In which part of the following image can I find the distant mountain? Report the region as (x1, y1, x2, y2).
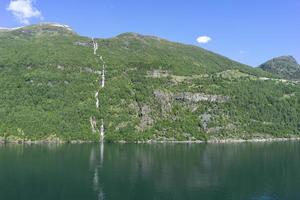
(259, 56, 300, 79)
(0, 23, 74, 35)
(1, 23, 300, 143)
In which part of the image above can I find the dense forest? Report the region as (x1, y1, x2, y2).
(0, 24, 300, 142)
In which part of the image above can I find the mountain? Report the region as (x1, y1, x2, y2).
(1, 23, 300, 143)
(259, 56, 300, 80)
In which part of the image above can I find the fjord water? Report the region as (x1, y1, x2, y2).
(0, 142, 300, 200)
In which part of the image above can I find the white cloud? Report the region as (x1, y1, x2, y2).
(239, 50, 248, 55)
(7, 0, 42, 25)
(196, 36, 211, 44)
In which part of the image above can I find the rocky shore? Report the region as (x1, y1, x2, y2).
(1, 135, 300, 145)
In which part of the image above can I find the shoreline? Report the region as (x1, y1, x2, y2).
(1, 137, 300, 145)
(131, 137, 300, 144)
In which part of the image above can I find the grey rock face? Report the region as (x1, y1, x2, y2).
(174, 92, 229, 103)
(200, 113, 211, 131)
(154, 90, 173, 116)
(74, 41, 93, 47)
(154, 90, 229, 117)
(138, 105, 154, 131)
(147, 70, 169, 78)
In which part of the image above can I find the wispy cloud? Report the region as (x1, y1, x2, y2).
(7, 0, 43, 25)
(196, 36, 211, 44)
(239, 50, 248, 55)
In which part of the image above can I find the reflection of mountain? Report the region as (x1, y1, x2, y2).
(98, 143, 300, 200)
(0, 144, 100, 200)
(1, 143, 300, 199)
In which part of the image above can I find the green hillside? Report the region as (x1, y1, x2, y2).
(1, 23, 300, 142)
(259, 56, 300, 80)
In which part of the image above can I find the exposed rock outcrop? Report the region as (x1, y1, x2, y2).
(57, 65, 64, 70)
(154, 90, 229, 116)
(206, 124, 236, 134)
(137, 105, 154, 131)
(82, 67, 102, 75)
(154, 90, 173, 116)
(200, 113, 211, 131)
(74, 41, 92, 47)
(174, 92, 229, 103)
(147, 70, 169, 78)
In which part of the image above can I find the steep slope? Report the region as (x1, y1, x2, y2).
(0, 24, 300, 142)
(0, 24, 99, 141)
(259, 56, 300, 79)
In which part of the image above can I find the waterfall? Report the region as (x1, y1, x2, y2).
(90, 38, 106, 141)
(92, 38, 98, 55)
(101, 65, 105, 88)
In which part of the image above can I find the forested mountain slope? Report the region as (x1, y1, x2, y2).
(259, 56, 300, 80)
(1, 23, 300, 142)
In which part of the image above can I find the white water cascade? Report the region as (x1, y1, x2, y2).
(92, 38, 98, 55)
(90, 38, 106, 142)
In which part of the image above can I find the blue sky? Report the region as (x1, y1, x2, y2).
(1, 0, 299, 66)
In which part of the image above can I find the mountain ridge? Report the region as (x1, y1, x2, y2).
(259, 55, 300, 79)
(0, 23, 300, 143)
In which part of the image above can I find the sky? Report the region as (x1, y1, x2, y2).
(0, 0, 299, 66)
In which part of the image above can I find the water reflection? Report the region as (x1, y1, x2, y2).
(94, 142, 300, 200)
(1, 142, 300, 200)
(251, 195, 277, 200)
(89, 142, 105, 200)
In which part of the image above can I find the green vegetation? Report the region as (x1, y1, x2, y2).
(0, 24, 299, 142)
(259, 56, 300, 80)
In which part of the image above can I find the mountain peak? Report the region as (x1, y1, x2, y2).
(23, 23, 74, 32)
(0, 26, 24, 32)
(115, 32, 163, 41)
(116, 32, 142, 37)
(271, 55, 298, 65)
(39, 23, 73, 31)
(259, 55, 300, 79)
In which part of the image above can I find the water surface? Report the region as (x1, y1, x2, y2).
(0, 142, 300, 200)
